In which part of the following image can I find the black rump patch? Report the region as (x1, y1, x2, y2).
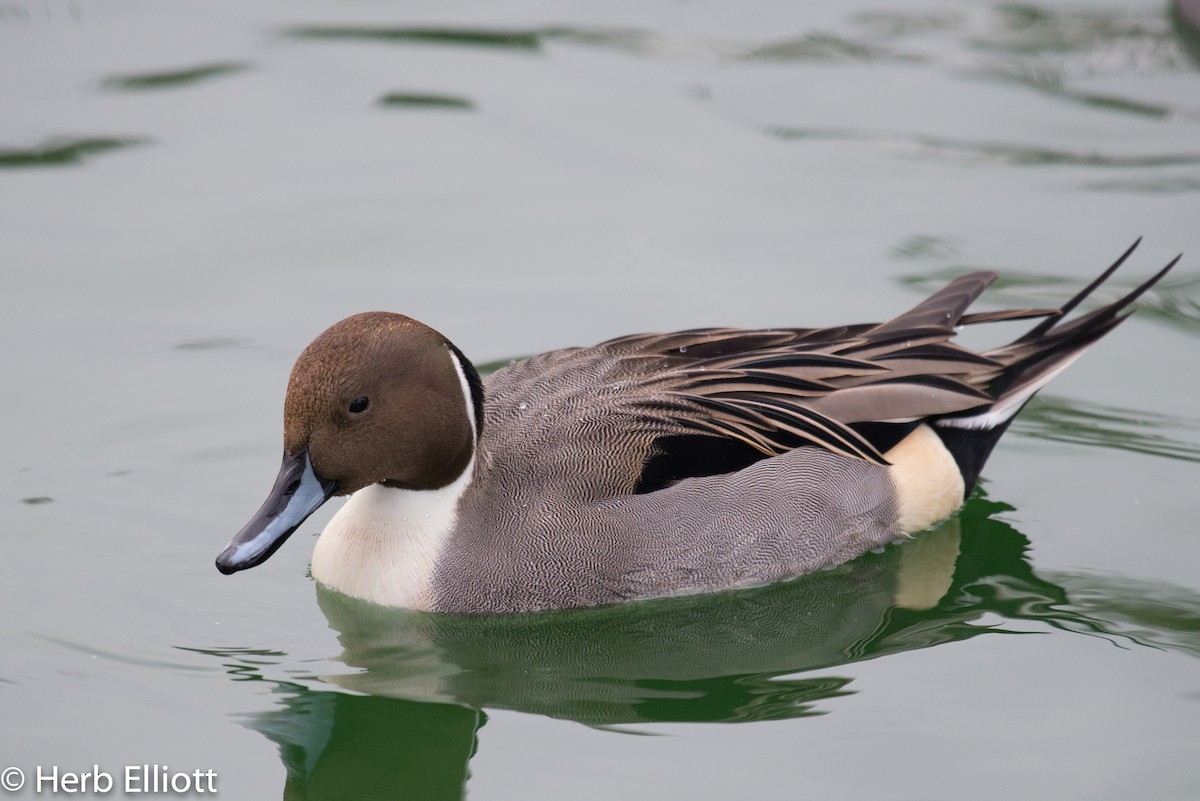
(635, 434, 769, 494)
(848, 421, 922, 455)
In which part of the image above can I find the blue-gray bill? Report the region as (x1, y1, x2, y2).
(215, 448, 337, 574)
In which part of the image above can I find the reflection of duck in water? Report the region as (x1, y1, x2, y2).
(307, 498, 1101, 726)
(215, 498, 1200, 800)
(314, 517, 971, 725)
(217, 502, 1200, 799)
(217, 245, 1178, 613)
(238, 513, 972, 800)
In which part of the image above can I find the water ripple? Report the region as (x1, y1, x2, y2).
(846, 3, 1198, 71)
(281, 23, 922, 65)
(1013, 395, 1200, 464)
(100, 62, 249, 91)
(376, 92, 474, 111)
(850, 10, 967, 38)
(171, 337, 251, 352)
(1049, 571, 1200, 660)
(977, 3, 1192, 70)
(0, 136, 149, 168)
(972, 62, 1180, 120)
(891, 235, 965, 262)
(850, 5, 1200, 122)
(734, 32, 920, 63)
(1083, 175, 1200, 194)
(278, 5, 1200, 85)
(766, 126, 1200, 169)
(283, 25, 545, 51)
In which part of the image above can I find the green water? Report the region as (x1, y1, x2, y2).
(3, 1, 1199, 799)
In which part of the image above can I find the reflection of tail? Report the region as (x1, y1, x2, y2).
(934, 240, 1181, 494)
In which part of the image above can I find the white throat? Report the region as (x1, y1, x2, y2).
(310, 463, 474, 610)
(310, 343, 480, 610)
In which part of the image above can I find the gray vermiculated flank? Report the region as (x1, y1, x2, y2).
(432, 343, 901, 613)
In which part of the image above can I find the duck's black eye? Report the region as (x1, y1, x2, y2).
(348, 396, 370, 414)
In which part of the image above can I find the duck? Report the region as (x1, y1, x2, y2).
(216, 242, 1178, 613)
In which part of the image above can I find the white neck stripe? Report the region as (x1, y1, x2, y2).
(446, 345, 479, 447)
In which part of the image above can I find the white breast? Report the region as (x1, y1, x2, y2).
(310, 463, 474, 610)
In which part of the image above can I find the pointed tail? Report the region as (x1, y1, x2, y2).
(933, 241, 1181, 494)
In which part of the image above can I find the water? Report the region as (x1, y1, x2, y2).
(3, 1, 1200, 798)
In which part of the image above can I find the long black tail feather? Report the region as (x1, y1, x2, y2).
(932, 241, 1180, 496)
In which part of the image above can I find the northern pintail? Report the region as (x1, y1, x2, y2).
(216, 242, 1178, 613)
